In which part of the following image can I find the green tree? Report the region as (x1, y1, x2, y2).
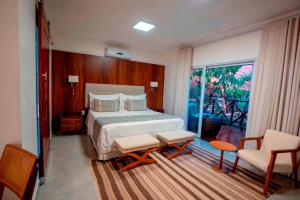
(205, 65, 251, 100)
(190, 65, 252, 113)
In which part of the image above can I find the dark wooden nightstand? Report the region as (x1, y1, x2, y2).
(153, 108, 164, 113)
(60, 112, 83, 133)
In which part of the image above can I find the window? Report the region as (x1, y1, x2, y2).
(187, 62, 254, 147)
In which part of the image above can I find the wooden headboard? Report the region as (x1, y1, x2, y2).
(85, 83, 144, 107)
(52, 50, 165, 126)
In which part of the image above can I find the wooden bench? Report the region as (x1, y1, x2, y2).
(157, 130, 196, 159)
(114, 135, 159, 171)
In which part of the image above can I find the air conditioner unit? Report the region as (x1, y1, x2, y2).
(105, 47, 132, 60)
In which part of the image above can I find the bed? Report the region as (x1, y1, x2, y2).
(85, 83, 184, 160)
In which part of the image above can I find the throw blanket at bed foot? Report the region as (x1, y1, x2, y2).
(96, 113, 177, 126)
(89, 144, 282, 200)
(92, 113, 178, 142)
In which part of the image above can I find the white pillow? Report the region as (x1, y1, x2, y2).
(119, 93, 146, 110)
(89, 93, 119, 108)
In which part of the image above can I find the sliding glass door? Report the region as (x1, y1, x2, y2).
(187, 62, 254, 147)
(187, 69, 203, 133)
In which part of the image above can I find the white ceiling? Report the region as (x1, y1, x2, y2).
(45, 0, 300, 51)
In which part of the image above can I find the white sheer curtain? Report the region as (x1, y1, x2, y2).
(172, 47, 193, 127)
(247, 16, 300, 138)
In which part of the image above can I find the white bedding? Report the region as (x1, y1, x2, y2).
(86, 109, 184, 160)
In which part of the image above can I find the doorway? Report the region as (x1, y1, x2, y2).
(36, 2, 50, 181)
(187, 61, 254, 157)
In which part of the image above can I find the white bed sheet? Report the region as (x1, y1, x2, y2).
(86, 109, 184, 160)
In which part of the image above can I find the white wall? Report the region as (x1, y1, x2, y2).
(193, 30, 262, 67)
(51, 31, 165, 65)
(19, 0, 38, 155)
(0, 1, 20, 199)
(0, 0, 38, 199)
(0, 0, 21, 155)
(18, 1, 39, 199)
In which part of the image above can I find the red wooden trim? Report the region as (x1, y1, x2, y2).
(37, 1, 50, 180)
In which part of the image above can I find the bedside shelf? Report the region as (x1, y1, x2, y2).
(60, 112, 83, 133)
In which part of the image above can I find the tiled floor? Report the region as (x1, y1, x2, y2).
(36, 135, 98, 200)
(36, 134, 300, 200)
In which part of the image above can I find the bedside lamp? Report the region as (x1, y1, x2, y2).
(150, 81, 158, 96)
(68, 75, 79, 96)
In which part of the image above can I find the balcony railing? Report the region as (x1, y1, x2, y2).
(203, 96, 249, 129)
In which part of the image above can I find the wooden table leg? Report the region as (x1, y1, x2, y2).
(220, 150, 224, 169)
(0, 184, 4, 200)
(212, 150, 228, 173)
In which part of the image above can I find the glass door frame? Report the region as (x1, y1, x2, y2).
(192, 59, 256, 139)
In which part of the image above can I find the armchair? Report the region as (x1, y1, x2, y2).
(232, 129, 300, 195)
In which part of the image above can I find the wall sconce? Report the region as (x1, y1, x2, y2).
(68, 75, 79, 96)
(150, 81, 158, 96)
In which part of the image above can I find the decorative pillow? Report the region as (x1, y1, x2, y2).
(119, 93, 146, 110)
(91, 99, 120, 112)
(125, 99, 147, 111)
(89, 93, 119, 108)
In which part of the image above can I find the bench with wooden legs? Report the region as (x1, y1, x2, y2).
(114, 135, 159, 171)
(157, 130, 196, 159)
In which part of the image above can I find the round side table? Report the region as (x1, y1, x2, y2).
(210, 140, 237, 173)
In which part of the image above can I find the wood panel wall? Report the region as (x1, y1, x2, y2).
(52, 50, 165, 128)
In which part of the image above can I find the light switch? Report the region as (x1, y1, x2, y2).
(24, 100, 28, 113)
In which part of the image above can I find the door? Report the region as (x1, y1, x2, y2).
(37, 2, 50, 180)
(188, 62, 254, 147)
(187, 68, 204, 134)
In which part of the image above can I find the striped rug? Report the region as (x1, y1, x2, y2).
(90, 144, 282, 200)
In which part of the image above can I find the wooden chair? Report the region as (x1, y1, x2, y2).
(232, 129, 300, 195)
(0, 145, 38, 200)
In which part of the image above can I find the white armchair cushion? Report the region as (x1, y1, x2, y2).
(260, 129, 300, 153)
(239, 149, 293, 172)
(239, 150, 269, 171)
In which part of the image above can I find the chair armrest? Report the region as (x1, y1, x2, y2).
(271, 146, 300, 154)
(239, 136, 264, 150)
(269, 146, 300, 174)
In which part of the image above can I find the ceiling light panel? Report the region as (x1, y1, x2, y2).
(133, 21, 155, 32)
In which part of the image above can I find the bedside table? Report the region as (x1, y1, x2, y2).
(60, 112, 83, 133)
(153, 108, 164, 113)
